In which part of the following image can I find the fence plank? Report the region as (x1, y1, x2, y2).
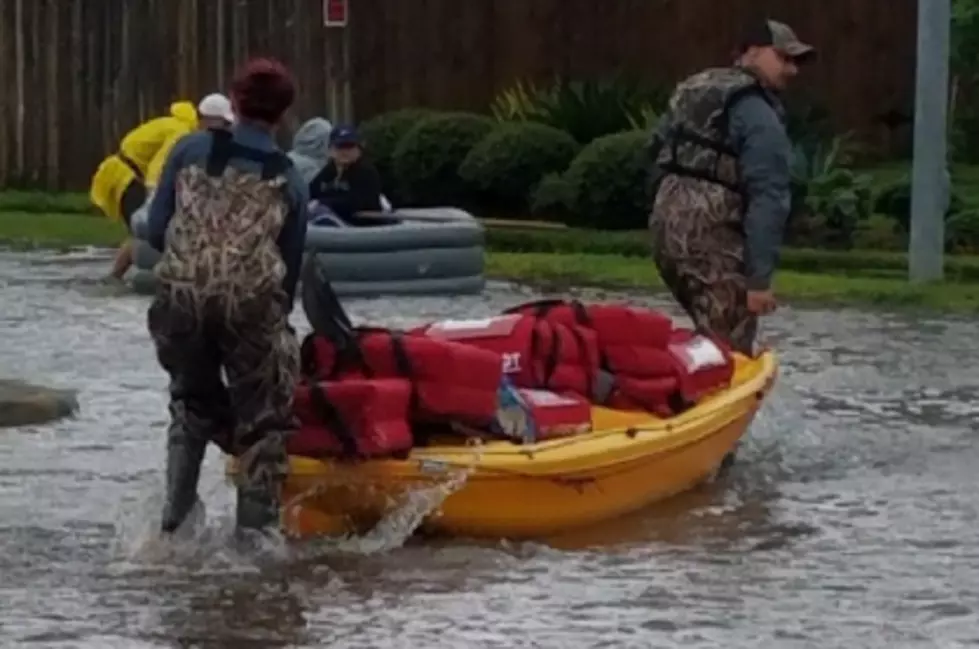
(0, 0, 917, 190)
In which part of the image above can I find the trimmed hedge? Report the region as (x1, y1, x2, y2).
(392, 112, 495, 206)
(947, 209, 979, 253)
(562, 130, 650, 230)
(531, 172, 575, 222)
(360, 108, 437, 203)
(459, 122, 579, 214)
(874, 174, 964, 231)
(484, 226, 979, 282)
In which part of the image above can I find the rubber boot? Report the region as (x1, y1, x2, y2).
(235, 478, 282, 534)
(234, 438, 285, 535)
(161, 433, 208, 534)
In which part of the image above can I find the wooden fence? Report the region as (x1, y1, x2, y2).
(0, 0, 916, 191)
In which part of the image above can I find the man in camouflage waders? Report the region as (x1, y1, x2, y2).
(144, 58, 309, 537)
(649, 20, 815, 355)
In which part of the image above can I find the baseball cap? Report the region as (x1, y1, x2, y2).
(197, 93, 236, 123)
(741, 19, 816, 62)
(329, 124, 361, 147)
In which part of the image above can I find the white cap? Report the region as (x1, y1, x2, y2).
(197, 93, 235, 123)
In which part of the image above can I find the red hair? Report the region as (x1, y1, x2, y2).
(230, 57, 296, 123)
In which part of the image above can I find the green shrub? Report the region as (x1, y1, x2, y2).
(874, 174, 964, 232)
(489, 77, 667, 144)
(852, 214, 907, 251)
(360, 108, 436, 202)
(946, 208, 979, 252)
(530, 173, 576, 222)
(950, 0, 979, 163)
(563, 130, 651, 230)
(459, 123, 579, 214)
(392, 112, 495, 207)
(789, 134, 873, 248)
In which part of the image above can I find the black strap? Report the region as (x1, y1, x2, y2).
(563, 299, 613, 376)
(329, 327, 419, 413)
(503, 298, 563, 317)
(306, 381, 360, 458)
(563, 322, 595, 401)
(534, 302, 554, 319)
(299, 334, 321, 377)
(667, 389, 693, 415)
(388, 332, 421, 414)
(504, 298, 592, 328)
(116, 152, 144, 181)
(526, 320, 560, 391)
(526, 321, 547, 388)
(591, 369, 617, 405)
(388, 332, 414, 377)
(326, 327, 373, 380)
(661, 126, 741, 193)
(300, 256, 362, 376)
(205, 129, 293, 180)
(569, 300, 591, 326)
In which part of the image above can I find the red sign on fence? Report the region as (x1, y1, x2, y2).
(324, 0, 348, 27)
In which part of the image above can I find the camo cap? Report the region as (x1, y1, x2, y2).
(741, 19, 816, 62)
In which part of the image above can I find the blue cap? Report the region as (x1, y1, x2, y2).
(329, 124, 361, 146)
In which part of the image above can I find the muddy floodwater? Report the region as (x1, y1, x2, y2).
(1, 248, 977, 648)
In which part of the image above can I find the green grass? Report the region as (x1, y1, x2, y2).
(486, 252, 979, 312)
(0, 211, 126, 249)
(485, 227, 979, 282)
(0, 191, 94, 215)
(1, 206, 978, 312)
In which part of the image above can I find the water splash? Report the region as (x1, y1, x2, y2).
(293, 442, 485, 558)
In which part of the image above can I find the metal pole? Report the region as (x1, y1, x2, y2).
(909, 0, 951, 282)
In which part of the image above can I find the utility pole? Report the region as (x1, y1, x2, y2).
(909, 0, 951, 282)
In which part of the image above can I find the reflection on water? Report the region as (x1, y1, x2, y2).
(1, 248, 978, 647)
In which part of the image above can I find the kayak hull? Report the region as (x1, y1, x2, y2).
(226, 351, 778, 540)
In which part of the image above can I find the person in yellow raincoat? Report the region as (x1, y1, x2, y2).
(145, 95, 235, 188)
(90, 101, 198, 281)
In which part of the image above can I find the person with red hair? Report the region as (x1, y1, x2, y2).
(144, 57, 309, 541)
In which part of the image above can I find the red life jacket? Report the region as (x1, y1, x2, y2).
(290, 379, 415, 459)
(502, 299, 734, 415)
(299, 328, 502, 426)
(417, 314, 602, 401)
(503, 298, 674, 349)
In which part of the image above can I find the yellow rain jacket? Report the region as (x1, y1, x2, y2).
(89, 101, 198, 222)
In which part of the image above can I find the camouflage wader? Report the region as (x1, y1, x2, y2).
(649, 67, 773, 356)
(649, 176, 757, 355)
(148, 129, 299, 535)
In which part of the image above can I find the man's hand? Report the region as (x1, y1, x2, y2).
(746, 289, 777, 315)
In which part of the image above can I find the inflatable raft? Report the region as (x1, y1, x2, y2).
(225, 304, 778, 540)
(128, 207, 485, 298)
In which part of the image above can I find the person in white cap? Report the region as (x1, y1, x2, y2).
(197, 93, 236, 130)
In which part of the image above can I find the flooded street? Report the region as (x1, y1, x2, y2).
(1, 248, 977, 648)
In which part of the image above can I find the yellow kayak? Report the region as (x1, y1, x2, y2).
(227, 350, 777, 540)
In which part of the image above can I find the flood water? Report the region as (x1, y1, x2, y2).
(1, 248, 977, 648)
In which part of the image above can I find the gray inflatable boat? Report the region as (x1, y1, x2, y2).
(128, 206, 486, 298)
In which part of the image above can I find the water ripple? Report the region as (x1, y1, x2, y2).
(1, 249, 977, 648)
